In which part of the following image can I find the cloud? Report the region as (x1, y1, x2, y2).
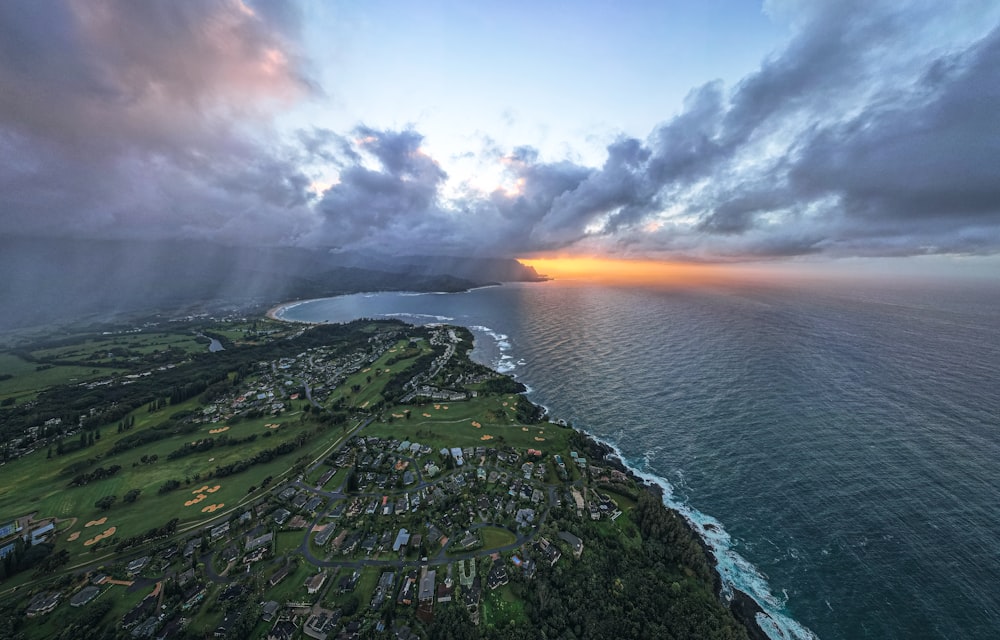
(312, 127, 447, 246)
(0, 0, 317, 244)
(1, 0, 998, 263)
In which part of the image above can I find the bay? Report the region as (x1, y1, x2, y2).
(277, 279, 1000, 639)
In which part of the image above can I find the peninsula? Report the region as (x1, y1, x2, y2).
(0, 314, 758, 640)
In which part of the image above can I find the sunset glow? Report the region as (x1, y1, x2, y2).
(518, 256, 733, 285)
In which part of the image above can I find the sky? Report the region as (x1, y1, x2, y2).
(2, 0, 1000, 279)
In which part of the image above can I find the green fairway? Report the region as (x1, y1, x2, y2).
(365, 394, 572, 453)
(326, 339, 432, 410)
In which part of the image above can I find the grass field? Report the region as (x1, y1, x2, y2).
(479, 526, 516, 549)
(28, 331, 208, 364)
(365, 394, 573, 453)
(481, 583, 528, 627)
(325, 339, 432, 410)
(0, 353, 118, 400)
(0, 389, 362, 565)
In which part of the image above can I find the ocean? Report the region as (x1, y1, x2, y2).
(277, 279, 1000, 639)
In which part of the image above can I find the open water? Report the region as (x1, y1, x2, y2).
(278, 279, 1000, 639)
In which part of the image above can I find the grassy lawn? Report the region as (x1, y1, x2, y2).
(353, 565, 382, 604)
(19, 582, 139, 640)
(479, 526, 516, 549)
(480, 583, 528, 627)
(262, 560, 316, 604)
(274, 530, 306, 556)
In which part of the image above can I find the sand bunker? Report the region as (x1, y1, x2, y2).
(521, 427, 529, 432)
(185, 494, 209, 507)
(534, 437, 546, 442)
(502, 402, 509, 407)
(422, 413, 432, 418)
(434, 404, 441, 410)
(201, 503, 224, 513)
(206, 485, 221, 493)
(480, 434, 495, 441)
(442, 405, 449, 410)
(392, 413, 405, 419)
(85, 516, 108, 528)
(209, 426, 230, 434)
(192, 485, 211, 494)
(67, 531, 80, 542)
(360, 401, 369, 408)
(266, 423, 281, 429)
(83, 526, 116, 546)
(362, 367, 371, 373)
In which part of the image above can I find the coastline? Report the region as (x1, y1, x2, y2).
(265, 300, 781, 640)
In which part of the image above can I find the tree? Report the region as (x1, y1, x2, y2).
(123, 489, 141, 503)
(95, 495, 117, 511)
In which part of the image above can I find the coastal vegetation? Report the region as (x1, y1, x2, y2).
(0, 314, 755, 639)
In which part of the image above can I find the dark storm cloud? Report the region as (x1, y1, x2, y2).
(0, 0, 317, 244)
(312, 128, 449, 247)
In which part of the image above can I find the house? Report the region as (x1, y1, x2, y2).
(269, 565, 290, 587)
(558, 530, 584, 559)
(392, 528, 410, 552)
(220, 545, 240, 563)
(371, 571, 395, 609)
(215, 614, 236, 637)
(219, 584, 244, 602)
(304, 610, 341, 640)
(261, 600, 280, 622)
(126, 556, 150, 576)
(361, 534, 378, 554)
(515, 508, 536, 528)
(27, 522, 56, 545)
(486, 560, 509, 590)
(314, 524, 337, 546)
(181, 585, 206, 611)
(245, 531, 273, 551)
(463, 576, 482, 624)
(26, 591, 60, 617)
(184, 537, 203, 558)
(273, 508, 291, 525)
(70, 586, 100, 607)
(338, 570, 360, 593)
(268, 620, 297, 640)
(417, 567, 436, 623)
(304, 571, 327, 595)
(418, 568, 436, 602)
(397, 571, 417, 606)
(536, 537, 562, 566)
(210, 521, 230, 541)
(436, 582, 454, 603)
